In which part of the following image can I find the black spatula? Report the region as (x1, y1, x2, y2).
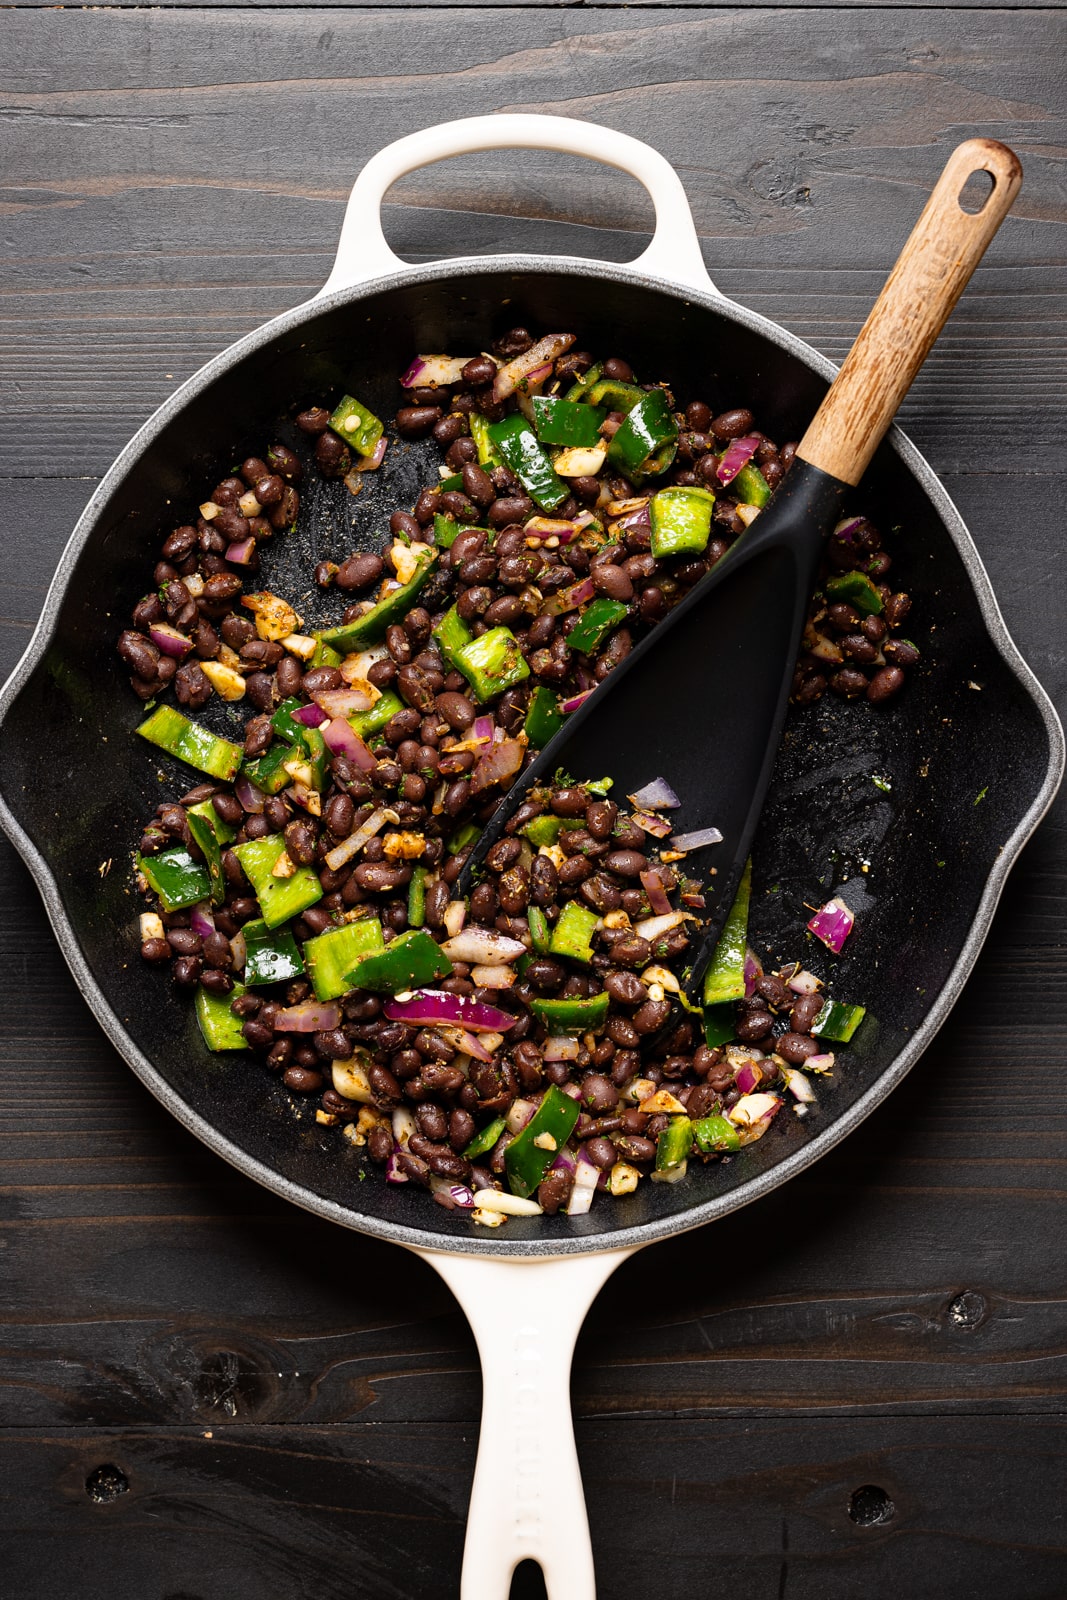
(460, 138, 1021, 1003)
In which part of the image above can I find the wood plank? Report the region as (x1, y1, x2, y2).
(1, 1418, 1065, 1599)
(0, 8, 1063, 474)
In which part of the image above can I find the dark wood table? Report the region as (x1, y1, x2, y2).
(2, 6, 1065, 1595)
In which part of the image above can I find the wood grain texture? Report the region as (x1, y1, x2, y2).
(1, 9, 1064, 475)
(1, 6, 1066, 1597)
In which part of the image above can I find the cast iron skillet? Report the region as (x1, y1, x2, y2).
(0, 118, 1062, 1596)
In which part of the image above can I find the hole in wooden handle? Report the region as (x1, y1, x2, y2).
(958, 168, 996, 215)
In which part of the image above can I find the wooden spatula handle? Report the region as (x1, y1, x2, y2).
(797, 138, 1021, 487)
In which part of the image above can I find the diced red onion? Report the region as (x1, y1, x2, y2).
(470, 965, 517, 990)
(807, 897, 855, 953)
(322, 717, 376, 772)
(288, 781, 320, 815)
(391, 1107, 417, 1148)
(430, 1175, 475, 1209)
(312, 686, 376, 719)
(400, 354, 473, 389)
(234, 775, 266, 814)
(275, 1001, 342, 1032)
(628, 777, 681, 810)
(543, 575, 596, 616)
(491, 333, 575, 403)
(681, 892, 706, 909)
(225, 538, 257, 566)
(385, 1150, 408, 1185)
(189, 901, 215, 939)
(716, 434, 760, 486)
(561, 689, 594, 715)
(356, 436, 388, 471)
(506, 1097, 538, 1135)
(805, 1052, 836, 1075)
(525, 516, 582, 543)
(550, 1146, 578, 1177)
(619, 504, 652, 534)
(437, 1024, 495, 1063)
(149, 624, 194, 659)
(833, 516, 867, 545)
(787, 967, 822, 996)
(631, 811, 672, 839)
(566, 1157, 600, 1216)
(544, 1035, 580, 1062)
(634, 910, 689, 941)
(471, 737, 523, 796)
(670, 825, 724, 852)
(734, 1060, 763, 1096)
(743, 946, 764, 999)
(783, 1066, 817, 1103)
(441, 928, 526, 966)
(639, 869, 672, 916)
(229, 929, 246, 972)
(383, 989, 516, 1033)
(291, 703, 327, 728)
(323, 804, 397, 871)
(473, 714, 494, 744)
(442, 899, 467, 938)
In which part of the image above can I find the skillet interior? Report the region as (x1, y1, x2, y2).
(0, 264, 1057, 1255)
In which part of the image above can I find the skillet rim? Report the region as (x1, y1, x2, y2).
(0, 254, 1062, 1258)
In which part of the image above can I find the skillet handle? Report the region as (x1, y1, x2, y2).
(798, 138, 1022, 486)
(412, 1244, 636, 1598)
(317, 114, 716, 299)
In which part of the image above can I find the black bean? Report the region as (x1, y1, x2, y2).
(867, 666, 905, 703)
(335, 552, 384, 591)
(777, 1032, 821, 1064)
(711, 408, 754, 440)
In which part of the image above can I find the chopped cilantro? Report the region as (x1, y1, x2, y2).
(974, 787, 988, 806)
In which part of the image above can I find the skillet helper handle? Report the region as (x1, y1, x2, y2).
(415, 1246, 635, 1598)
(318, 113, 716, 298)
(797, 138, 1022, 487)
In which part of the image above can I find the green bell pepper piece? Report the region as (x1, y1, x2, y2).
(195, 982, 248, 1051)
(186, 809, 225, 907)
(650, 485, 716, 559)
(732, 462, 772, 508)
(549, 901, 599, 965)
(301, 725, 328, 791)
(463, 1115, 508, 1160)
(504, 1084, 581, 1198)
(139, 847, 211, 912)
(137, 705, 243, 782)
(315, 550, 438, 652)
(234, 834, 323, 929)
(703, 859, 751, 1006)
(583, 376, 643, 412)
(564, 362, 603, 402)
(346, 928, 453, 994)
(487, 415, 568, 511)
(186, 798, 236, 845)
(309, 639, 343, 671)
(812, 998, 867, 1043)
(702, 1004, 737, 1049)
(524, 685, 563, 749)
(455, 626, 530, 702)
(527, 904, 551, 954)
(348, 690, 403, 742)
(433, 512, 460, 549)
(438, 471, 464, 493)
(531, 395, 607, 447)
(469, 411, 501, 467)
(433, 605, 474, 670)
(328, 394, 384, 458)
(656, 1115, 694, 1172)
(825, 570, 884, 617)
(242, 919, 306, 987)
(606, 388, 678, 482)
(270, 697, 310, 746)
(530, 991, 610, 1034)
(448, 821, 480, 856)
(241, 740, 296, 796)
(407, 865, 427, 929)
(692, 1113, 741, 1154)
(304, 917, 385, 1001)
(520, 814, 582, 848)
(566, 598, 630, 656)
